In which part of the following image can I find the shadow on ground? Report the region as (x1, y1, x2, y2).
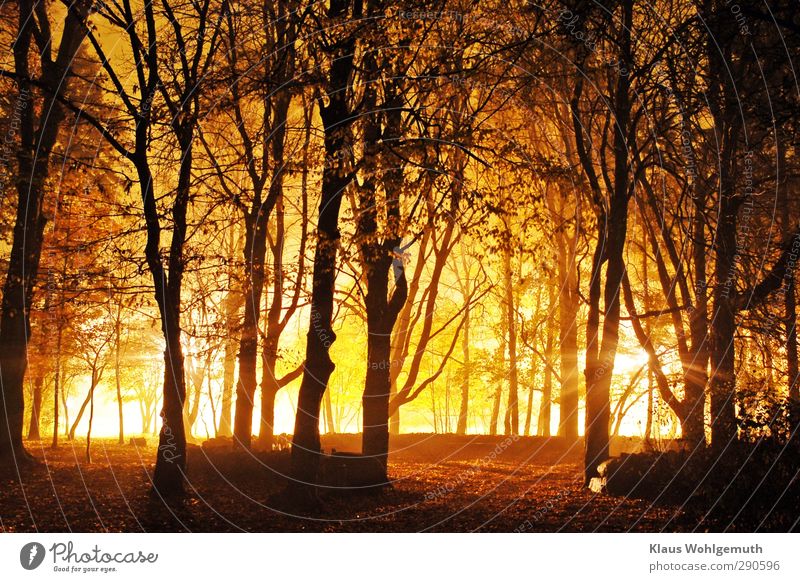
(0, 434, 712, 532)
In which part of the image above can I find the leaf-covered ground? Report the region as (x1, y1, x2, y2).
(0, 434, 698, 532)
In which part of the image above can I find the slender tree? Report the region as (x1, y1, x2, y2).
(0, 0, 91, 469)
(289, 0, 362, 496)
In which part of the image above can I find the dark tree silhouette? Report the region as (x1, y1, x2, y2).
(0, 0, 91, 469)
(289, 0, 362, 496)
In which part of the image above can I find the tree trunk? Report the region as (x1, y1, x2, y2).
(525, 383, 535, 437)
(257, 99, 308, 449)
(289, 179, 347, 490)
(0, 0, 90, 468)
(583, 243, 612, 482)
(388, 232, 431, 433)
(503, 246, 519, 435)
(539, 305, 554, 437)
(233, 205, 268, 448)
(704, 0, 743, 447)
(185, 354, 207, 440)
(69, 388, 93, 441)
(258, 346, 280, 450)
(69, 367, 103, 442)
(490, 313, 506, 436)
(324, 390, 335, 434)
(114, 316, 124, 444)
(52, 328, 62, 448)
(153, 306, 187, 495)
(86, 370, 98, 463)
(361, 248, 407, 465)
(785, 277, 799, 423)
(27, 374, 44, 440)
(489, 328, 506, 436)
(683, 183, 710, 445)
(456, 301, 470, 435)
(220, 287, 239, 437)
(582, 0, 632, 483)
(289, 2, 358, 494)
(709, 195, 738, 445)
(234, 101, 291, 448)
(778, 138, 799, 426)
(61, 371, 70, 439)
(555, 196, 580, 439)
(358, 70, 407, 476)
(147, 131, 190, 495)
(645, 370, 654, 441)
(257, 145, 292, 447)
(362, 322, 393, 472)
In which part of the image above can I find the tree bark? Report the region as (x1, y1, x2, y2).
(289, 0, 359, 496)
(359, 65, 407, 476)
(114, 315, 124, 444)
(140, 130, 188, 494)
(490, 316, 506, 436)
(503, 246, 519, 436)
(709, 183, 739, 444)
(256, 90, 298, 451)
(233, 200, 269, 448)
(704, 0, 743, 447)
(684, 183, 710, 444)
(538, 291, 555, 437)
(52, 324, 63, 448)
(581, 0, 633, 483)
(456, 299, 470, 435)
(554, 186, 580, 440)
(69, 368, 102, 441)
(0, 0, 90, 468)
(27, 374, 43, 440)
(219, 276, 240, 437)
(778, 138, 799, 426)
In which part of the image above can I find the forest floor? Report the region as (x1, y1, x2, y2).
(0, 434, 704, 532)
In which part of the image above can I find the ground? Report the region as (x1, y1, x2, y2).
(0, 434, 702, 532)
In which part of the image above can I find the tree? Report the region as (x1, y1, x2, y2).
(67, 0, 225, 494)
(203, 0, 300, 449)
(257, 103, 310, 450)
(289, 0, 363, 496)
(565, 1, 635, 482)
(0, 0, 92, 469)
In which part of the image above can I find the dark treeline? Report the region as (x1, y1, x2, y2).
(1, 0, 799, 501)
